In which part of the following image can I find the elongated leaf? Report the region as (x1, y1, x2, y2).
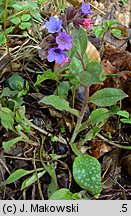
(120, 118, 131, 124)
(6, 168, 44, 184)
(21, 170, 46, 189)
(35, 70, 57, 86)
(73, 155, 102, 197)
(49, 188, 73, 200)
(72, 27, 87, 56)
(0, 107, 14, 130)
(2, 136, 23, 152)
(39, 95, 80, 117)
(88, 88, 128, 107)
(117, 110, 129, 119)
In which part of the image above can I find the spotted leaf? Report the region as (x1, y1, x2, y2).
(73, 155, 102, 197)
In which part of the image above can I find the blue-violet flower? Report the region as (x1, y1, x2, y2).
(56, 32, 73, 50)
(81, 2, 93, 15)
(47, 47, 67, 64)
(45, 16, 62, 33)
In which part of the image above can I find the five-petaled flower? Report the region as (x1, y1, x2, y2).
(56, 32, 73, 50)
(45, 16, 62, 33)
(82, 18, 92, 28)
(81, 2, 93, 15)
(47, 47, 67, 64)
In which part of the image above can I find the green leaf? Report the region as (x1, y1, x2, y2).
(57, 81, 70, 98)
(117, 110, 129, 119)
(73, 155, 102, 197)
(19, 22, 31, 30)
(72, 27, 87, 56)
(6, 26, 14, 34)
(0, 27, 14, 45)
(49, 188, 73, 200)
(39, 95, 80, 117)
(0, 107, 14, 130)
(78, 61, 102, 86)
(12, 2, 23, 10)
(2, 136, 23, 152)
(0, 87, 11, 98)
(110, 29, 121, 37)
(6, 168, 43, 184)
(30, 9, 43, 22)
(94, 27, 104, 38)
(21, 14, 31, 22)
(87, 108, 110, 126)
(47, 179, 58, 198)
(21, 170, 46, 189)
(11, 17, 21, 24)
(35, 70, 57, 86)
(8, 73, 24, 91)
(120, 118, 131, 124)
(103, 20, 118, 29)
(70, 56, 83, 72)
(88, 88, 128, 107)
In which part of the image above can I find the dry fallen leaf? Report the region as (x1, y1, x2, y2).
(86, 41, 101, 62)
(89, 140, 112, 159)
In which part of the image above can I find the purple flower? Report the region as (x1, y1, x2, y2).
(47, 47, 67, 64)
(45, 16, 62, 33)
(81, 2, 93, 15)
(56, 32, 72, 50)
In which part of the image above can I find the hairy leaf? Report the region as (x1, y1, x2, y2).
(73, 155, 102, 197)
(40, 95, 80, 117)
(88, 88, 128, 107)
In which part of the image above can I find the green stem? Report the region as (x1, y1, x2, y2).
(70, 86, 89, 145)
(70, 51, 89, 146)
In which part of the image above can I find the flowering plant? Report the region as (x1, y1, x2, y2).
(38, 1, 93, 64)
(36, 1, 127, 198)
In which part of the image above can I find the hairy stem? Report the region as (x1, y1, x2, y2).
(70, 51, 89, 145)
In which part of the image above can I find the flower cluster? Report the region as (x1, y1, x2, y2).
(39, 1, 93, 65)
(45, 16, 72, 64)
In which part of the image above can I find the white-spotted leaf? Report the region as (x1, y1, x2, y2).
(72, 27, 87, 56)
(73, 155, 102, 196)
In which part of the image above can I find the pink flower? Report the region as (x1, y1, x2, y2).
(82, 18, 92, 28)
(60, 57, 71, 67)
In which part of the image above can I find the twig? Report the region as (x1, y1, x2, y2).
(4, 0, 12, 72)
(90, 3, 106, 15)
(96, 133, 131, 150)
